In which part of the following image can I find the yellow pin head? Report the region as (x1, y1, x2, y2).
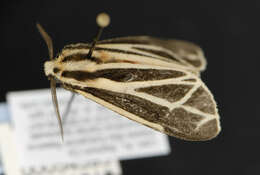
(96, 13, 110, 28)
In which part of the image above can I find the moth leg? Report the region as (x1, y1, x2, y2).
(62, 92, 75, 125)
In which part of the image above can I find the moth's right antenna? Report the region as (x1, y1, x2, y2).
(36, 23, 64, 142)
(87, 13, 110, 58)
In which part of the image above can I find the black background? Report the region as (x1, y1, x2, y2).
(0, 0, 259, 175)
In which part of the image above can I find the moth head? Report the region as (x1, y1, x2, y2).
(44, 60, 61, 78)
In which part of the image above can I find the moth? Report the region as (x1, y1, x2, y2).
(37, 13, 221, 141)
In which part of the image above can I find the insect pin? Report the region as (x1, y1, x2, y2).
(37, 13, 221, 141)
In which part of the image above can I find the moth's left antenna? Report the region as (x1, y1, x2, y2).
(87, 13, 110, 58)
(36, 23, 53, 60)
(36, 23, 64, 142)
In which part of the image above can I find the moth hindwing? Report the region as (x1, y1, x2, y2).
(41, 13, 221, 141)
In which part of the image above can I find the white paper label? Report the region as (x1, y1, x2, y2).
(0, 103, 9, 174)
(7, 89, 170, 170)
(0, 124, 122, 175)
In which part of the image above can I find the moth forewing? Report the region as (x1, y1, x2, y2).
(52, 57, 220, 141)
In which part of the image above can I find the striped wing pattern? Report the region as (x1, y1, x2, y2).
(59, 63, 220, 141)
(44, 36, 220, 141)
(98, 36, 207, 72)
(62, 36, 206, 75)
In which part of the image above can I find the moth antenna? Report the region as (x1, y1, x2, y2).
(51, 79, 64, 142)
(37, 23, 63, 141)
(36, 23, 54, 60)
(87, 12, 110, 58)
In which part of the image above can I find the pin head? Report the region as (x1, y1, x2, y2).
(96, 13, 110, 28)
(87, 13, 110, 58)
